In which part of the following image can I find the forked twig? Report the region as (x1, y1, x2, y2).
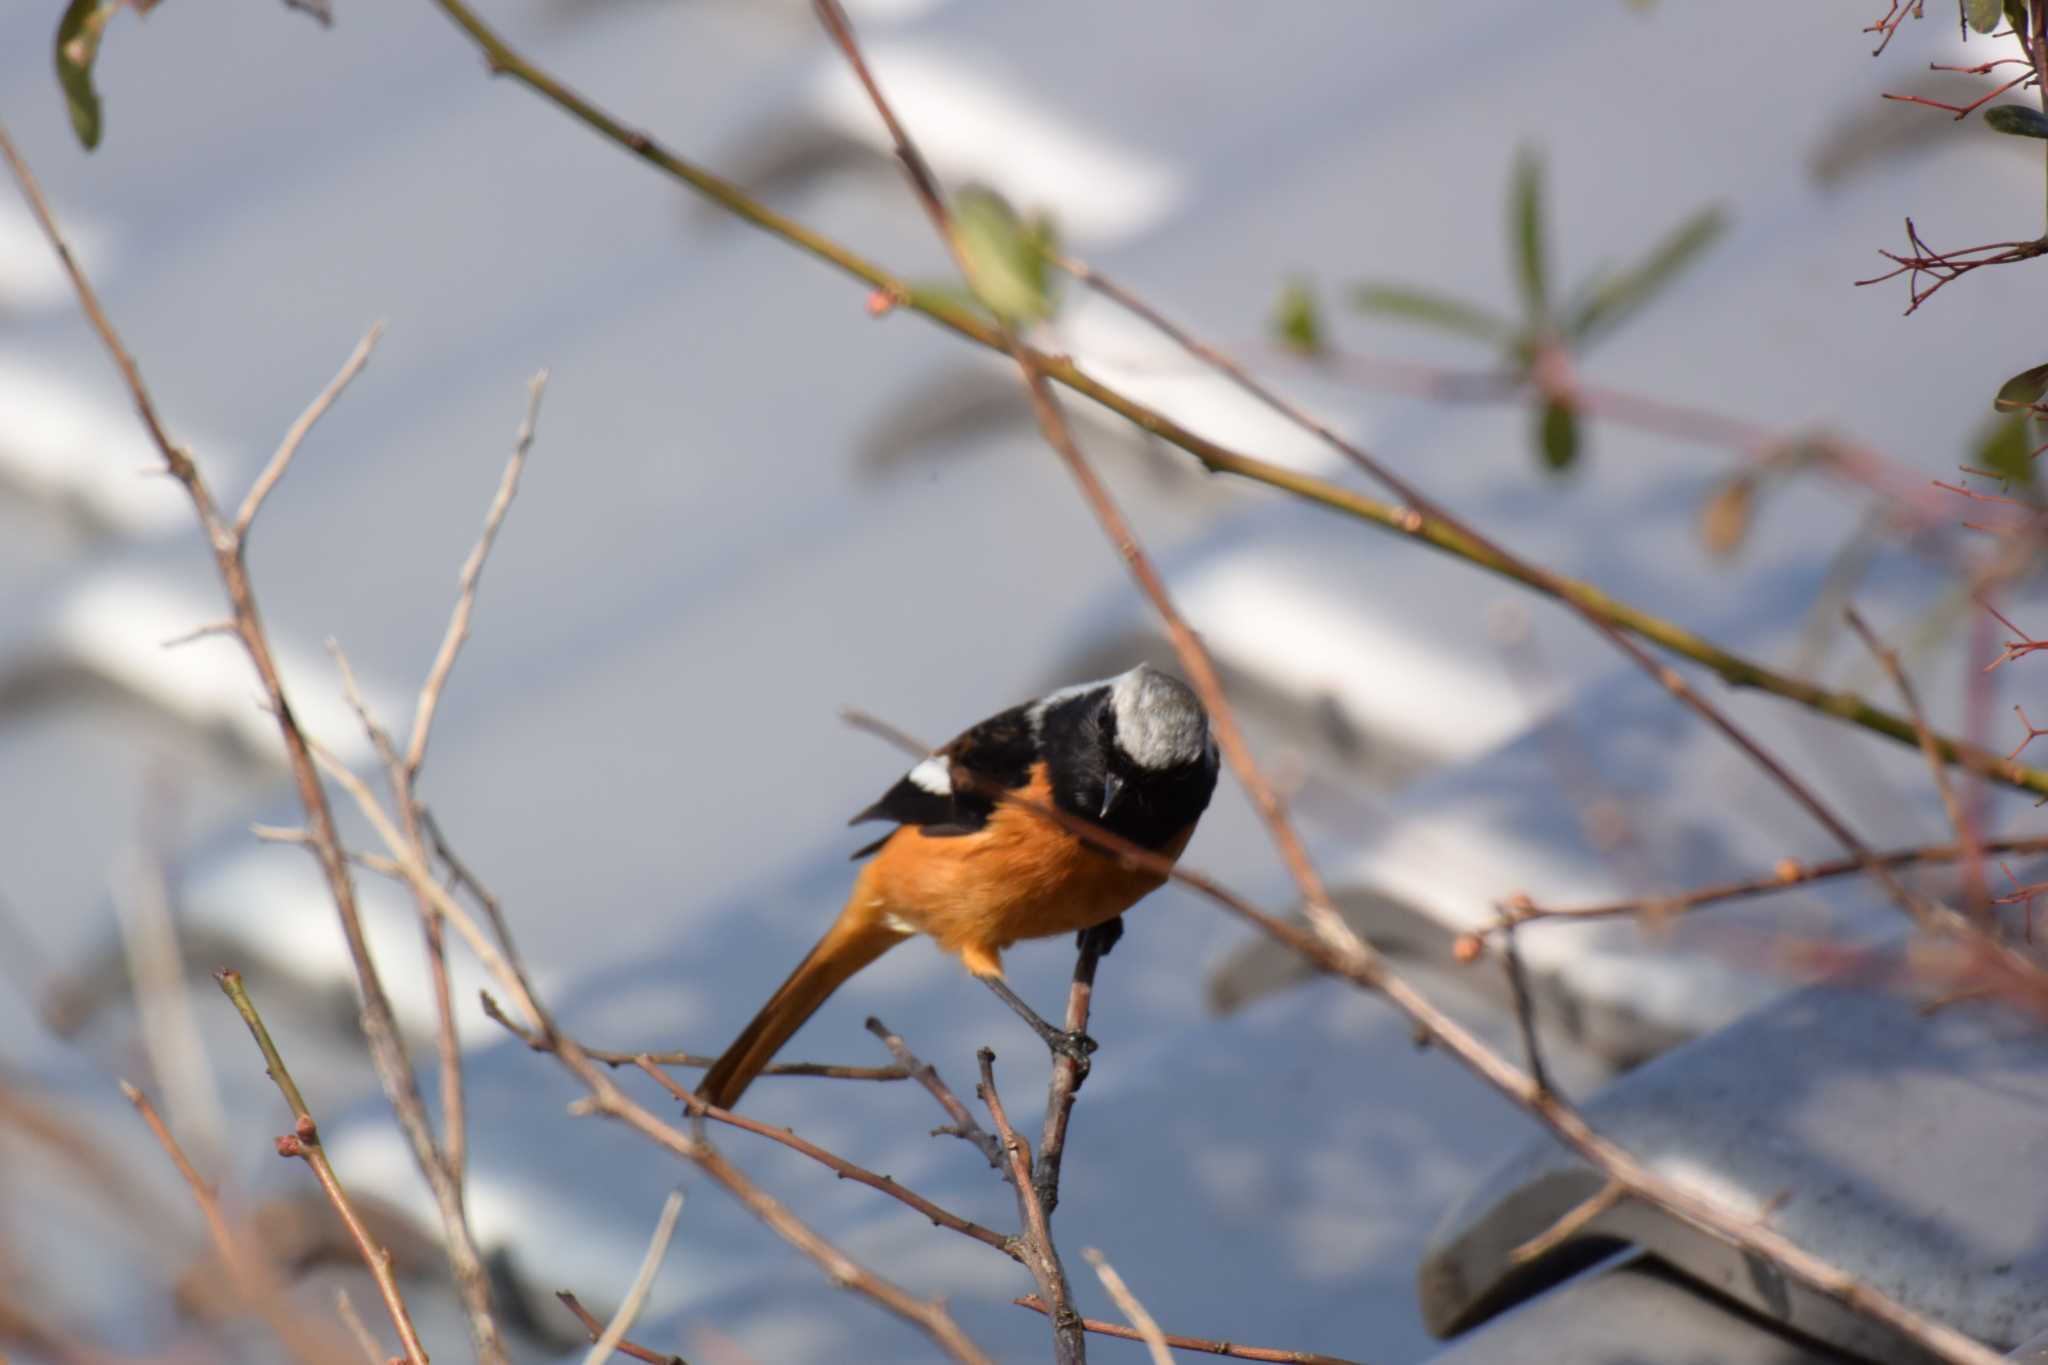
(216, 970, 430, 1365)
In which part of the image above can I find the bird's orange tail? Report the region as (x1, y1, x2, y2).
(697, 902, 908, 1110)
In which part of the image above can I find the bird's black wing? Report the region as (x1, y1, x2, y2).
(848, 703, 1039, 857)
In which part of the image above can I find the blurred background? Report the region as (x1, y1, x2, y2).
(4, 1, 2047, 1360)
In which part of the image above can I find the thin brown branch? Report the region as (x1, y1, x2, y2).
(405, 372, 546, 780)
(638, 1058, 1019, 1260)
(865, 1015, 1003, 1167)
(1056, 239, 2021, 997)
(216, 970, 430, 1365)
(1082, 1248, 1175, 1365)
(563, 1053, 996, 1365)
(580, 1188, 685, 1365)
(1497, 911, 1549, 1096)
(1509, 1178, 1625, 1265)
(0, 119, 508, 1365)
(555, 1291, 686, 1365)
(480, 990, 907, 1081)
(334, 1289, 386, 1365)
(1847, 608, 1987, 911)
(235, 323, 383, 539)
(977, 1049, 1083, 1365)
(847, 704, 2017, 1364)
(1036, 920, 1115, 1215)
(813, 0, 1375, 1019)
(1485, 835, 2048, 937)
(120, 1081, 345, 1365)
(423, 804, 537, 993)
(1015, 1297, 1368, 1365)
(470, 997, 997, 1359)
(424, 0, 2048, 810)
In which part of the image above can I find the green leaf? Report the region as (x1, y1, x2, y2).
(950, 184, 1058, 325)
(2006, 0, 2031, 42)
(1271, 276, 1324, 356)
(1965, 0, 2004, 32)
(1985, 105, 2048, 138)
(1566, 205, 1728, 344)
(1510, 147, 1549, 323)
(1995, 362, 2048, 412)
(56, 0, 121, 151)
(1537, 399, 1579, 473)
(1978, 409, 2035, 485)
(1348, 283, 1513, 343)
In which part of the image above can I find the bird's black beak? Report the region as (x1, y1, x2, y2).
(1099, 771, 1126, 819)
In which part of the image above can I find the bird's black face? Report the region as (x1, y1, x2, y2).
(1038, 665, 1219, 850)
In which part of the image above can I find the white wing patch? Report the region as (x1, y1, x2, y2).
(908, 755, 952, 795)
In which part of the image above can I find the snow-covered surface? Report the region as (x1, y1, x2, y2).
(2, 2, 2044, 1363)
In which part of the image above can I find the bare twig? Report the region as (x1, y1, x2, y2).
(405, 373, 545, 780)
(5, 112, 996, 1365)
(1051, 220, 2022, 994)
(866, 1016, 1003, 1168)
(1508, 1179, 1625, 1265)
(638, 1058, 1018, 1259)
(216, 970, 430, 1365)
(813, 0, 1368, 989)
(113, 778, 225, 1175)
(334, 1289, 385, 1365)
(1037, 921, 1116, 1214)
(556, 1291, 686, 1365)
(235, 323, 383, 539)
(581, 1189, 684, 1365)
(977, 1049, 1082, 1365)
(479, 992, 904, 1080)
(1496, 911, 1549, 1096)
(1483, 834, 2048, 937)
(566, 1062, 996, 1365)
(416, 0, 2048, 803)
(1847, 608, 1987, 911)
(1015, 1296, 1367, 1365)
(849, 709, 2018, 1365)
(1082, 1248, 1176, 1365)
(0, 121, 508, 1365)
(121, 1081, 343, 1365)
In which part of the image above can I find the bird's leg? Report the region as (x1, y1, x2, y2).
(1075, 914, 1123, 959)
(982, 975, 1097, 1073)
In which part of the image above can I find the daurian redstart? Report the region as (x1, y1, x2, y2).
(698, 664, 1219, 1109)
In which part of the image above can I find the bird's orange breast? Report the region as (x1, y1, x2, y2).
(851, 762, 1192, 977)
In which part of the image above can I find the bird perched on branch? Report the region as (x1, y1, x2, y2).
(698, 664, 1219, 1109)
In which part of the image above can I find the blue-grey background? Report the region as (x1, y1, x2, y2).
(2, 3, 2044, 1361)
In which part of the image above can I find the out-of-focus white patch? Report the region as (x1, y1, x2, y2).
(839, 0, 949, 19)
(1056, 300, 1340, 474)
(179, 845, 501, 1038)
(50, 570, 386, 766)
(907, 753, 951, 794)
(810, 47, 1182, 241)
(0, 356, 209, 532)
(0, 203, 110, 314)
(323, 1121, 698, 1325)
(1175, 558, 1532, 764)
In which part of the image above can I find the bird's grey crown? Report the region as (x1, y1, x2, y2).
(1109, 663, 1210, 770)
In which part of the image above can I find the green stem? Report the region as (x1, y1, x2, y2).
(217, 967, 315, 1120)
(426, 0, 2048, 799)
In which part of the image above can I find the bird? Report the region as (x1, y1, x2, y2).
(697, 664, 1219, 1110)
